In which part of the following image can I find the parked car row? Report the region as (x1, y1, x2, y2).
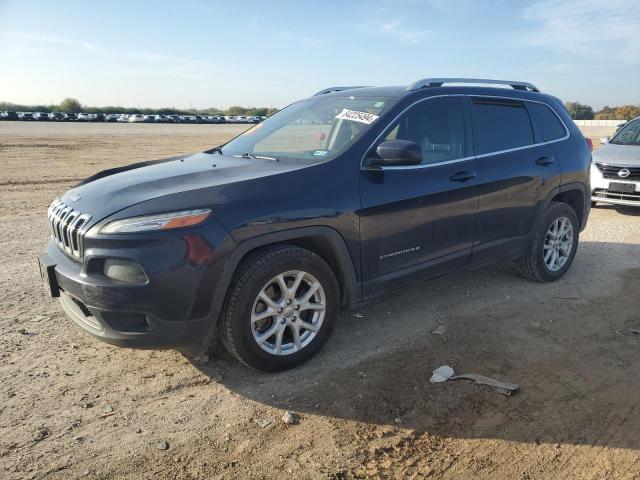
(0, 111, 266, 124)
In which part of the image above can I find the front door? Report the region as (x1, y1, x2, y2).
(358, 96, 482, 299)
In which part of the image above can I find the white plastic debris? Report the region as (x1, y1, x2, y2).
(429, 365, 454, 383)
(430, 365, 519, 396)
(281, 411, 295, 425)
(431, 325, 447, 335)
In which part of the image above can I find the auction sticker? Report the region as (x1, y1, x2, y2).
(335, 108, 379, 125)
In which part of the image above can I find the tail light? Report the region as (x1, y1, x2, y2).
(585, 138, 593, 152)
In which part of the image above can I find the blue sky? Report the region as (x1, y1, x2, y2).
(0, 0, 638, 109)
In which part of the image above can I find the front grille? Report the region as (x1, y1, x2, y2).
(595, 163, 640, 181)
(593, 188, 640, 204)
(47, 198, 91, 259)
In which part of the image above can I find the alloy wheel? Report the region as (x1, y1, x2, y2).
(543, 216, 574, 272)
(251, 270, 326, 355)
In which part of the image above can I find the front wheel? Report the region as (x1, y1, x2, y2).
(518, 202, 580, 282)
(218, 245, 339, 371)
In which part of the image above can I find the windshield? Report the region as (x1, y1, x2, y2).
(610, 118, 640, 145)
(219, 96, 396, 161)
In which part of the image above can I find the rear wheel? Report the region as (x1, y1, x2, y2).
(218, 245, 339, 371)
(518, 202, 579, 282)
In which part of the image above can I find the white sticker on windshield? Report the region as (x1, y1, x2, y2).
(313, 150, 328, 156)
(335, 108, 379, 125)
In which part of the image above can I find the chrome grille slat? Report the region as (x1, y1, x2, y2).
(55, 207, 70, 241)
(47, 198, 91, 259)
(69, 216, 85, 251)
(62, 211, 78, 248)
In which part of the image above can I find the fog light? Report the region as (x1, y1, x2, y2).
(103, 259, 148, 283)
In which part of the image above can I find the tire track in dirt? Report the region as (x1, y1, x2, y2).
(0, 178, 82, 187)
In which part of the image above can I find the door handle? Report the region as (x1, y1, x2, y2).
(535, 156, 555, 166)
(449, 171, 476, 182)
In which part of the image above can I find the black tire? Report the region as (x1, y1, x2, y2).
(591, 201, 597, 208)
(218, 245, 339, 371)
(518, 202, 580, 282)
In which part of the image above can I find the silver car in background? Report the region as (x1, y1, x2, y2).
(591, 116, 640, 207)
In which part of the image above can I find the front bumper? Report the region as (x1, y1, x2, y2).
(38, 221, 235, 353)
(591, 165, 640, 207)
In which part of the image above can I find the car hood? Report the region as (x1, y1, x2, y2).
(592, 143, 640, 166)
(60, 152, 308, 223)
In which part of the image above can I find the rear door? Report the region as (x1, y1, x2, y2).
(359, 96, 482, 298)
(469, 97, 562, 264)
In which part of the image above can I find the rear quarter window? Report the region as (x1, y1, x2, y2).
(527, 102, 567, 141)
(472, 100, 534, 155)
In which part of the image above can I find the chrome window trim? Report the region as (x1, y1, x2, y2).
(370, 155, 476, 170)
(360, 94, 571, 171)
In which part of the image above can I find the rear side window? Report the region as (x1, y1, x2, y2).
(527, 102, 566, 141)
(472, 100, 534, 154)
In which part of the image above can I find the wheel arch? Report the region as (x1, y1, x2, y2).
(545, 182, 590, 231)
(198, 226, 361, 351)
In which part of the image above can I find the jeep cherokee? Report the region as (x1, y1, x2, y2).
(39, 78, 591, 371)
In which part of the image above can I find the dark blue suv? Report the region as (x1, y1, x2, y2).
(39, 78, 591, 371)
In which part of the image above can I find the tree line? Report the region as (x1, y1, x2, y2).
(565, 101, 640, 121)
(0, 98, 279, 117)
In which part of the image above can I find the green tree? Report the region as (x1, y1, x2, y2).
(594, 106, 617, 120)
(57, 98, 83, 113)
(246, 107, 268, 117)
(227, 105, 248, 116)
(615, 105, 640, 121)
(565, 101, 594, 120)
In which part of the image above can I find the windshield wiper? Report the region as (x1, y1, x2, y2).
(205, 146, 224, 155)
(236, 152, 279, 162)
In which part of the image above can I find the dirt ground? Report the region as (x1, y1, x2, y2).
(1, 122, 639, 480)
(580, 125, 620, 148)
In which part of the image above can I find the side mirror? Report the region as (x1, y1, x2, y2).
(367, 140, 422, 167)
(600, 136, 610, 145)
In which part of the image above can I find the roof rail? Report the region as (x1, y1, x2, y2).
(407, 78, 540, 93)
(313, 86, 370, 96)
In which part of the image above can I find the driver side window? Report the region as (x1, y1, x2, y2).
(381, 97, 468, 164)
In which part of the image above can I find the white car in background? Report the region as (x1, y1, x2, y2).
(128, 114, 144, 123)
(591, 116, 640, 207)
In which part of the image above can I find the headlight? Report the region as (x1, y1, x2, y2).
(99, 208, 211, 234)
